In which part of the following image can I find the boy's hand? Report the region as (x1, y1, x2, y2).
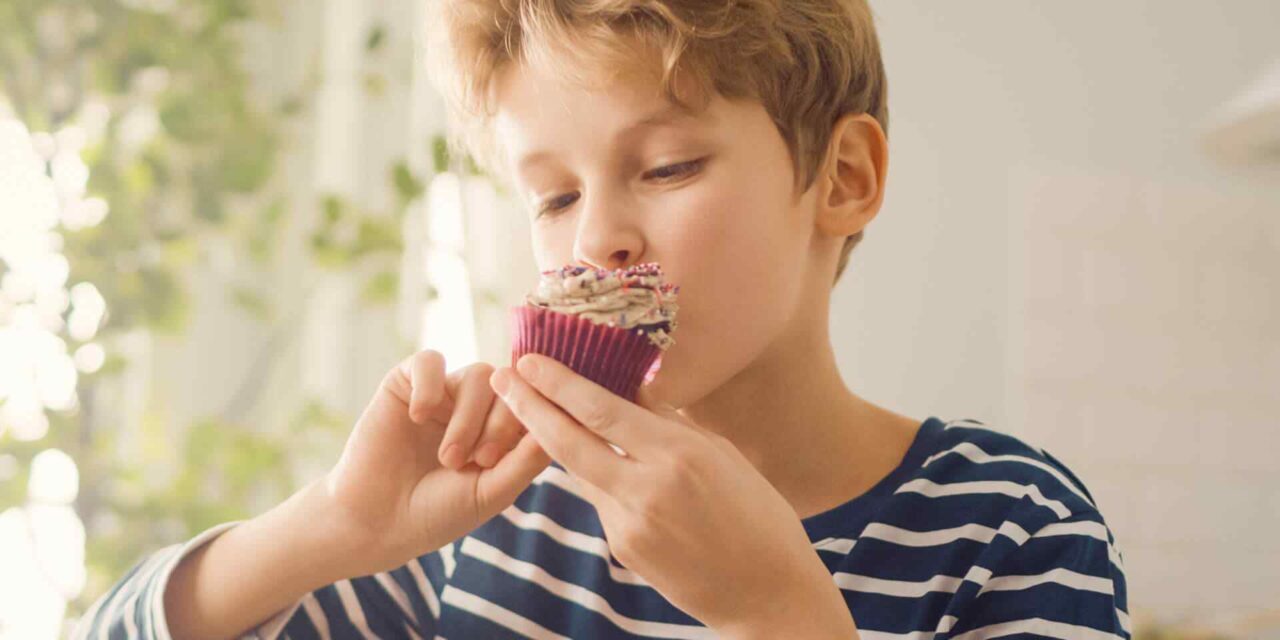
(492, 354, 857, 637)
(319, 350, 551, 577)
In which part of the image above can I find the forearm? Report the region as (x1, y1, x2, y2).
(163, 478, 353, 640)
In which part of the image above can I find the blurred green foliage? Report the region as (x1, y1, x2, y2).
(0, 0, 442, 622)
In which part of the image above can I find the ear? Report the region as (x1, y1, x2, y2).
(815, 112, 888, 238)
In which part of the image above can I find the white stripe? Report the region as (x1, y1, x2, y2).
(300, 593, 332, 637)
(812, 537, 857, 554)
(896, 478, 1072, 519)
(95, 550, 170, 640)
(405, 559, 442, 620)
(857, 630, 937, 640)
(832, 564, 992, 599)
(943, 419, 986, 429)
(832, 572, 963, 598)
(1033, 520, 1126, 573)
(373, 572, 424, 640)
(501, 503, 649, 586)
(936, 615, 958, 633)
(1118, 608, 1132, 633)
(980, 567, 1115, 597)
(334, 579, 375, 638)
(532, 465, 588, 498)
(441, 586, 572, 640)
(460, 537, 715, 639)
(440, 540, 456, 578)
(964, 565, 994, 587)
(950, 616, 1126, 640)
(922, 442, 1096, 508)
(860, 520, 1029, 548)
(862, 522, 997, 547)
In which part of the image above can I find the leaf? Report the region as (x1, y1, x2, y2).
(362, 72, 386, 98)
(365, 24, 386, 52)
(352, 216, 402, 257)
(392, 161, 424, 204)
(361, 270, 399, 305)
(228, 284, 273, 320)
(321, 194, 345, 226)
(216, 126, 276, 192)
(431, 134, 450, 174)
(309, 232, 351, 268)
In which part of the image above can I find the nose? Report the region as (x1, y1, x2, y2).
(572, 191, 645, 272)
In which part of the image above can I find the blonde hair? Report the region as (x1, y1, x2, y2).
(426, 0, 889, 284)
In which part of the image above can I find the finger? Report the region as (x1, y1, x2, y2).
(491, 366, 631, 496)
(473, 394, 527, 469)
(475, 431, 552, 517)
(438, 364, 496, 470)
(515, 353, 671, 460)
(407, 350, 448, 424)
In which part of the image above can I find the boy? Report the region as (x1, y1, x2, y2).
(77, 0, 1131, 638)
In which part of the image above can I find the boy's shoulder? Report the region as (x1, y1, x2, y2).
(902, 417, 1106, 529)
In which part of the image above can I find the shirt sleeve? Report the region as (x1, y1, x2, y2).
(71, 521, 447, 639)
(939, 511, 1132, 640)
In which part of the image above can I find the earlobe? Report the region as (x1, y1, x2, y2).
(816, 113, 888, 238)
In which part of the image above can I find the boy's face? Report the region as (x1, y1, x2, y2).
(493, 60, 830, 410)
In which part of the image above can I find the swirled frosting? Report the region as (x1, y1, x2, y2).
(525, 262, 679, 350)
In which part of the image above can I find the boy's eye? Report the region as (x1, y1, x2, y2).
(643, 158, 705, 182)
(533, 158, 706, 219)
(536, 192, 579, 218)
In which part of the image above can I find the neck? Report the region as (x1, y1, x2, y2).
(676, 282, 920, 520)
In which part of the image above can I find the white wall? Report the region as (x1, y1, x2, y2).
(844, 1, 1280, 630)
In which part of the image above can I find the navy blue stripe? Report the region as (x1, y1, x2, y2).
(950, 584, 1125, 635)
(467, 511, 700, 624)
(439, 594, 552, 640)
(308, 582, 369, 639)
(842, 590, 956, 636)
(389, 563, 439, 635)
(350, 575, 417, 639)
(281, 601, 322, 640)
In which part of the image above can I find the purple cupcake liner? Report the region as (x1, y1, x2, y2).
(510, 306, 663, 403)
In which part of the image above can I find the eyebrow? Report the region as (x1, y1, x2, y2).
(514, 104, 697, 175)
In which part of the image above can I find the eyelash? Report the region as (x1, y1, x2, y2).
(535, 157, 707, 218)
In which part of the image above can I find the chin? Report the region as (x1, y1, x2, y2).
(637, 342, 718, 411)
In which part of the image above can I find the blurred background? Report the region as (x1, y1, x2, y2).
(0, 0, 1277, 638)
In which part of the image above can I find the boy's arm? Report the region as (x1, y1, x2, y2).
(941, 510, 1132, 639)
(74, 478, 377, 640)
(162, 478, 356, 640)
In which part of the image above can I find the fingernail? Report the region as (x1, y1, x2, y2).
(492, 370, 511, 396)
(440, 443, 458, 468)
(517, 355, 539, 381)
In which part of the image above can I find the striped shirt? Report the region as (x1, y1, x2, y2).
(74, 416, 1131, 639)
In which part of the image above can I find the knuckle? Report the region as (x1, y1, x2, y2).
(631, 483, 665, 520)
(663, 445, 699, 479)
(579, 399, 614, 432)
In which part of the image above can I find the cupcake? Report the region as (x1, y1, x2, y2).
(510, 262, 679, 403)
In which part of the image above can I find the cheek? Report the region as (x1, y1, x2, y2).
(647, 170, 806, 406)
